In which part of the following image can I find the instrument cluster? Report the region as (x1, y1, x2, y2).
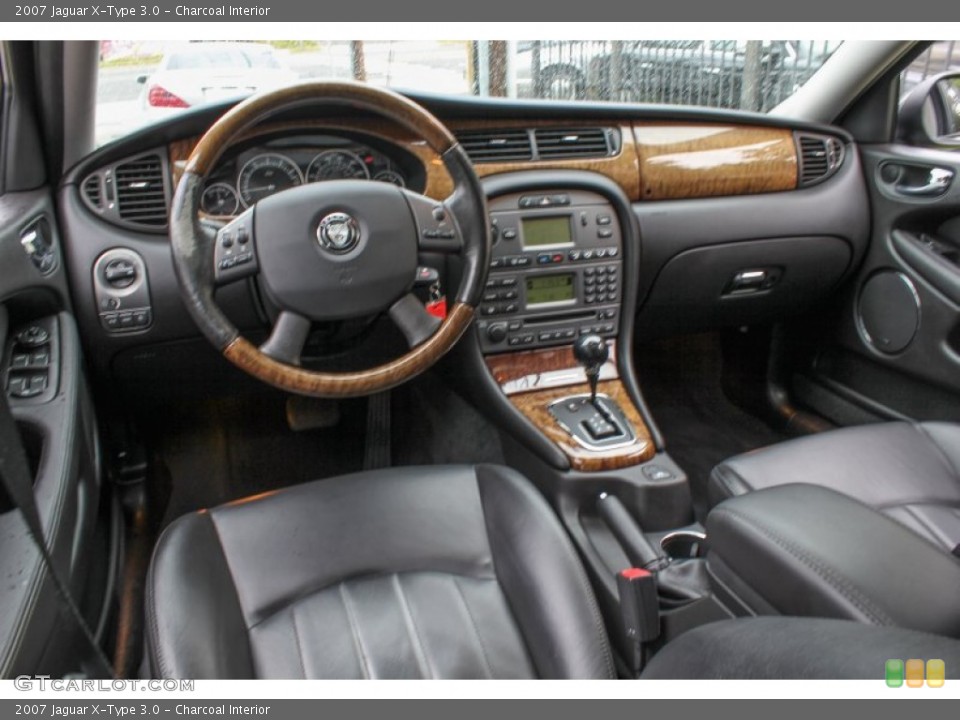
(200, 136, 411, 217)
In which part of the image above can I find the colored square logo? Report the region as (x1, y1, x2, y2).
(906, 659, 925, 688)
(885, 659, 904, 687)
(927, 659, 945, 688)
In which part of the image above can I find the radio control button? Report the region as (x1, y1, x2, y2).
(568, 250, 582, 261)
(481, 306, 499, 316)
(585, 294, 597, 304)
(508, 321, 522, 331)
(503, 303, 519, 314)
(483, 291, 498, 302)
(521, 334, 535, 344)
(561, 329, 576, 339)
(584, 267, 596, 276)
(585, 277, 596, 288)
(502, 229, 517, 241)
(597, 214, 612, 225)
(490, 258, 505, 268)
(503, 290, 518, 300)
(537, 254, 552, 265)
(516, 257, 531, 267)
(607, 247, 619, 257)
(582, 250, 594, 260)
(508, 336, 523, 347)
(487, 323, 508, 343)
(502, 277, 518, 286)
(596, 249, 607, 258)
(598, 228, 613, 239)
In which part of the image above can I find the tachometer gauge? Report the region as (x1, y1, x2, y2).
(373, 170, 406, 187)
(200, 183, 241, 216)
(237, 154, 303, 207)
(306, 150, 371, 182)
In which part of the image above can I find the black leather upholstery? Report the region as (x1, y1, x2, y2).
(642, 617, 960, 679)
(707, 485, 960, 636)
(145, 464, 614, 679)
(708, 422, 960, 552)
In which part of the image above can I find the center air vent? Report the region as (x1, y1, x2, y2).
(458, 129, 533, 163)
(534, 127, 614, 159)
(115, 154, 168, 227)
(797, 133, 845, 188)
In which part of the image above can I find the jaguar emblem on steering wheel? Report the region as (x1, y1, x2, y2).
(316, 212, 360, 254)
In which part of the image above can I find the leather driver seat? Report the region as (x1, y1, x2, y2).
(708, 421, 960, 553)
(145, 464, 614, 679)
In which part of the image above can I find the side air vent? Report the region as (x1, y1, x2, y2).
(797, 133, 845, 188)
(82, 174, 103, 210)
(534, 127, 614, 159)
(115, 154, 168, 227)
(457, 129, 533, 163)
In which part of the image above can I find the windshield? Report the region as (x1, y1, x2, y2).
(95, 39, 842, 146)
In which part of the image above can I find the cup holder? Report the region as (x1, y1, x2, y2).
(660, 530, 707, 559)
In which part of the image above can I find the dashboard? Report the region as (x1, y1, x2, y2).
(61, 95, 869, 381)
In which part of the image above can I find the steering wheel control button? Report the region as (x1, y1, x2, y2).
(215, 210, 259, 286)
(94, 248, 153, 334)
(316, 212, 361, 254)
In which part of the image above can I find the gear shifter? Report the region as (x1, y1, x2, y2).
(573, 334, 609, 403)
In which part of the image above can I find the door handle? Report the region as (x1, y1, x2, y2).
(896, 167, 954, 196)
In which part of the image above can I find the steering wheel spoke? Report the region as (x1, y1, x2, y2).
(389, 292, 442, 348)
(404, 191, 463, 253)
(213, 208, 259, 286)
(259, 310, 311, 366)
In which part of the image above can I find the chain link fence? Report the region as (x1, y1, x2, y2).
(517, 40, 839, 112)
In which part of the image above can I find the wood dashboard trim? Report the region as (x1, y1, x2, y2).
(485, 343, 655, 472)
(633, 122, 798, 200)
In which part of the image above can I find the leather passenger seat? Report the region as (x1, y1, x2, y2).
(145, 464, 614, 679)
(708, 421, 960, 554)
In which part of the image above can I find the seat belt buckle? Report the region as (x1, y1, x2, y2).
(617, 567, 660, 676)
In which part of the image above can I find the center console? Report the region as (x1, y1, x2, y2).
(459, 171, 716, 672)
(477, 189, 622, 353)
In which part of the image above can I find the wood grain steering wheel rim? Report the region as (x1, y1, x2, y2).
(169, 82, 489, 398)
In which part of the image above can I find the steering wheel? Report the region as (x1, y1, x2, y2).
(169, 82, 489, 398)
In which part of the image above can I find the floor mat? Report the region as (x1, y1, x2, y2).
(635, 333, 788, 522)
(145, 371, 504, 529)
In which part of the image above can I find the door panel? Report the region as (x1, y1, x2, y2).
(798, 143, 960, 423)
(0, 189, 104, 677)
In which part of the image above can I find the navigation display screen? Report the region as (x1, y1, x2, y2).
(526, 274, 575, 306)
(521, 216, 572, 247)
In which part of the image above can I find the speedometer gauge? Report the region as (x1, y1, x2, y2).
(373, 170, 406, 187)
(306, 150, 371, 182)
(201, 183, 240, 216)
(237, 154, 303, 207)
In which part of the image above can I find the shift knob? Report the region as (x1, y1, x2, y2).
(573, 334, 608, 401)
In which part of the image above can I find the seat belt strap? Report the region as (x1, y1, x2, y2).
(0, 391, 114, 678)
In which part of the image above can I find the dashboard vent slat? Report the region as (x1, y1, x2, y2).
(82, 175, 103, 210)
(115, 154, 168, 227)
(534, 128, 613, 159)
(797, 133, 845, 188)
(457, 130, 533, 162)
